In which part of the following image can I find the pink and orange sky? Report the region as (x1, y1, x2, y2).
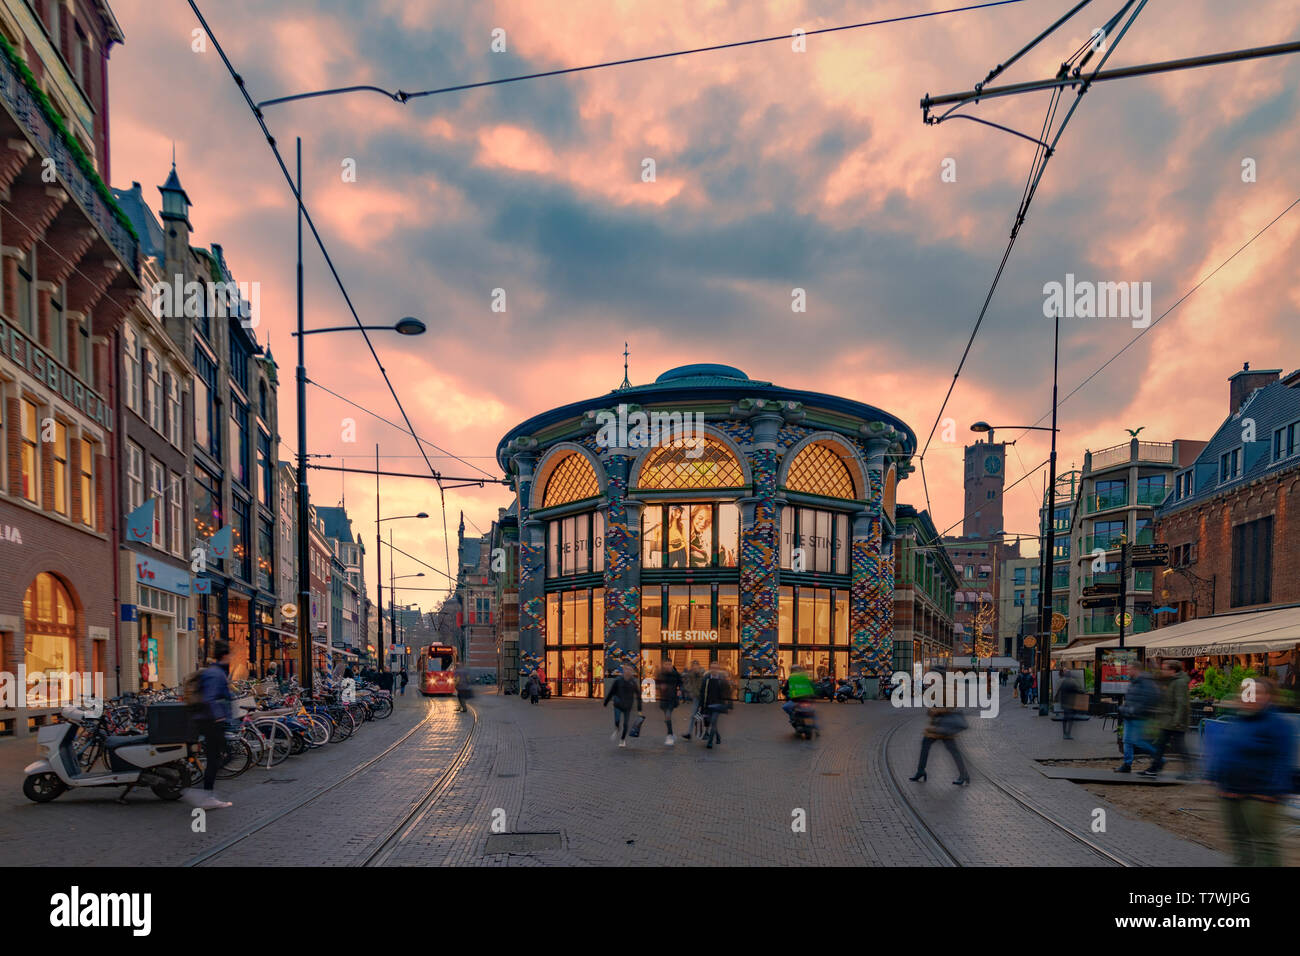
(107, 0, 1300, 612)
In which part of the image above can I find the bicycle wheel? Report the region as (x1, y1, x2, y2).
(240, 726, 269, 767)
(251, 719, 293, 767)
(217, 736, 253, 778)
(326, 712, 349, 742)
(758, 686, 776, 704)
(302, 715, 331, 747)
(371, 696, 393, 720)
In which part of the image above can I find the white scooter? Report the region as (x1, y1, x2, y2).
(22, 707, 190, 804)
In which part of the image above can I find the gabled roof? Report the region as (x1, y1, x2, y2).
(314, 506, 354, 543)
(1158, 372, 1300, 516)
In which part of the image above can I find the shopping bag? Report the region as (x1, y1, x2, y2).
(628, 713, 646, 738)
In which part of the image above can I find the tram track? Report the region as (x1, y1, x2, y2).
(880, 713, 1135, 867)
(183, 700, 472, 867)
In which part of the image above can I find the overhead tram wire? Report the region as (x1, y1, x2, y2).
(914, 0, 1149, 513)
(188, 0, 463, 588)
(252, 1, 1031, 110)
(1003, 189, 1300, 447)
(307, 378, 499, 480)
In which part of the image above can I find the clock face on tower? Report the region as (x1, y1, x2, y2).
(984, 454, 1002, 476)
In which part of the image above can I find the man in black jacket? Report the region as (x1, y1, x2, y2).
(603, 666, 642, 748)
(190, 640, 233, 810)
(698, 663, 731, 749)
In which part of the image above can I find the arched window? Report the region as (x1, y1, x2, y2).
(786, 442, 857, 499)
(542, 452, 600, 508)
(24, 573, 78, 705)
(639, 436, 743, 490)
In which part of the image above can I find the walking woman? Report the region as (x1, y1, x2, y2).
(655, 658, 683, 746)
(909, 670, 971, 785)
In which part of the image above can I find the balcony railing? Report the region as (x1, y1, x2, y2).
(0, 37, 138, 273)
(1085, 490, 1128, 514)
(1135, 486, 1169, 506)
(1088, 440, 1176, 472)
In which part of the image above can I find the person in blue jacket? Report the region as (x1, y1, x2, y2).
(1206, 678, 1296, 866)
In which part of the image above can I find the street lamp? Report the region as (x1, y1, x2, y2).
(389, 573, 425, 660)
(374, 501, 429, 674)
(1161, 566, 1216, 619)
(971, 312, 1062, 717)
(292, 137, 426, 695)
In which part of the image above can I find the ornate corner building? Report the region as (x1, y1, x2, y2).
(495, 364, 916, 698)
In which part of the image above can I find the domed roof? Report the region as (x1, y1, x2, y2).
(655, 364, 749, 384)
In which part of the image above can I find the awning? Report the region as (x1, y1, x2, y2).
(1051, 637, 1112, 661)
(1140, 606, 1300, 657)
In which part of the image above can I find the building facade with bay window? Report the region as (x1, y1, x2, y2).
(497, 364, 916, 700)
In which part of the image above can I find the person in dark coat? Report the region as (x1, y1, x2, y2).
(1054, 666, 1082, 740)
(526, 671, 542, 705)
(1206, 678, 1295, 866)
(191, 640, 234, 810)
(697, 663, 731, 749)
(655, 658, 683, 746)
(1146, 660, 1192, 777)
(1016, 668, 1033, 707)
(603, 666, 642, 747)
(399, 669, 409, 696)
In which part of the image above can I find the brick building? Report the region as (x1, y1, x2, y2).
(0, 0, 139, 735)
(1155, 364, 1300, 624)
(892, 504, 956, 672)
(455, 511, 496, 675)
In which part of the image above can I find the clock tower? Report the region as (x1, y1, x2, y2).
(962, 439, 1007, 540)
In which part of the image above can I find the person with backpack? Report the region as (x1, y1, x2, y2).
(187, 640, 234, 810)
(1114, 665, 1161, 773)
(603, 665, 642, 747)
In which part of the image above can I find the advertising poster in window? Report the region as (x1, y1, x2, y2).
(665, 505, 688, 567)
(688, 504, 713, 567)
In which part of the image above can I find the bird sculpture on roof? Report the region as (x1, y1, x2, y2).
(1125, 427, 1145, 437)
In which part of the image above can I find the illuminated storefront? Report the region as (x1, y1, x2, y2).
(498, 364, 916, 699)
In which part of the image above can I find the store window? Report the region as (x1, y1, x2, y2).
(544, 588, 605, 697)
(779, 506, 849, 573)
(23, 573, 78, 707)
(640, 502, 739, 569)
(546, 510, 604, 578)
(777, 585, 849, 679)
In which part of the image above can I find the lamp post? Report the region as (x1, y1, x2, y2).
(390, 572, 424, 666)
(971, 311, 1061, 717)
(291, 137, 427, 694)
(374, 484, 428, 673)
(1161, 566, 1216, 619)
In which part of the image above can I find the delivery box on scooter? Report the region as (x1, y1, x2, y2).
(146, 703, 199, 744)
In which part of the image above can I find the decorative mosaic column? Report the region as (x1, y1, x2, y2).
(512, 450, 545, 678)
(851, 438, 895, 679)
(601, 454, 640, 678)
(739, 413, 781, 677)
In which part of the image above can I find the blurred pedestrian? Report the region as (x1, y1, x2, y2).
(681, 661, 704, 740)
(698, 661, 732, 749)
(1206, 678, 1295, 866)
(452, 666, 470, 713)
(1114, 665, 1161, 773)
(1054, 666, 1082, 740)
(1017, 668, 1033, 707)
(399, 668, 409, 696)
(655, 658, 682, 745)
(603, 665, 642, 747)
(909, 669, 970, 786)
(189, 639, 233, 810)
(526, 670, 542, 705)
(1145, 660, 1192, 778)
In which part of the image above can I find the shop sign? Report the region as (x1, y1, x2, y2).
(131, 552, 191, 596)
(0, 315, 113, 431)
(663, 629, 718, 643)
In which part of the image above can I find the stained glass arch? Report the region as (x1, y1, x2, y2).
(637, 435, 744, 490)
(541, 452, 601, 508)
(785, 441, 859, 500)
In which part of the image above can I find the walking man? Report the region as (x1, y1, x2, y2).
(1145, 660, 1192, 778)
(1114, 665, 1161, 773)
(189, 639, 234, 810)
(603, 665, 642, 748)
(1054, 666, 1082, 740)
(681, 661, 704, 740)
(655, 658, 683, 745)
(698, 662, 731, 749)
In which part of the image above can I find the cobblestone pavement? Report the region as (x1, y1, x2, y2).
(0, 688, 1227, 866)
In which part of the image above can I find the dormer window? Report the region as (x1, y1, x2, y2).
(1219, 447, 1241, 483)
